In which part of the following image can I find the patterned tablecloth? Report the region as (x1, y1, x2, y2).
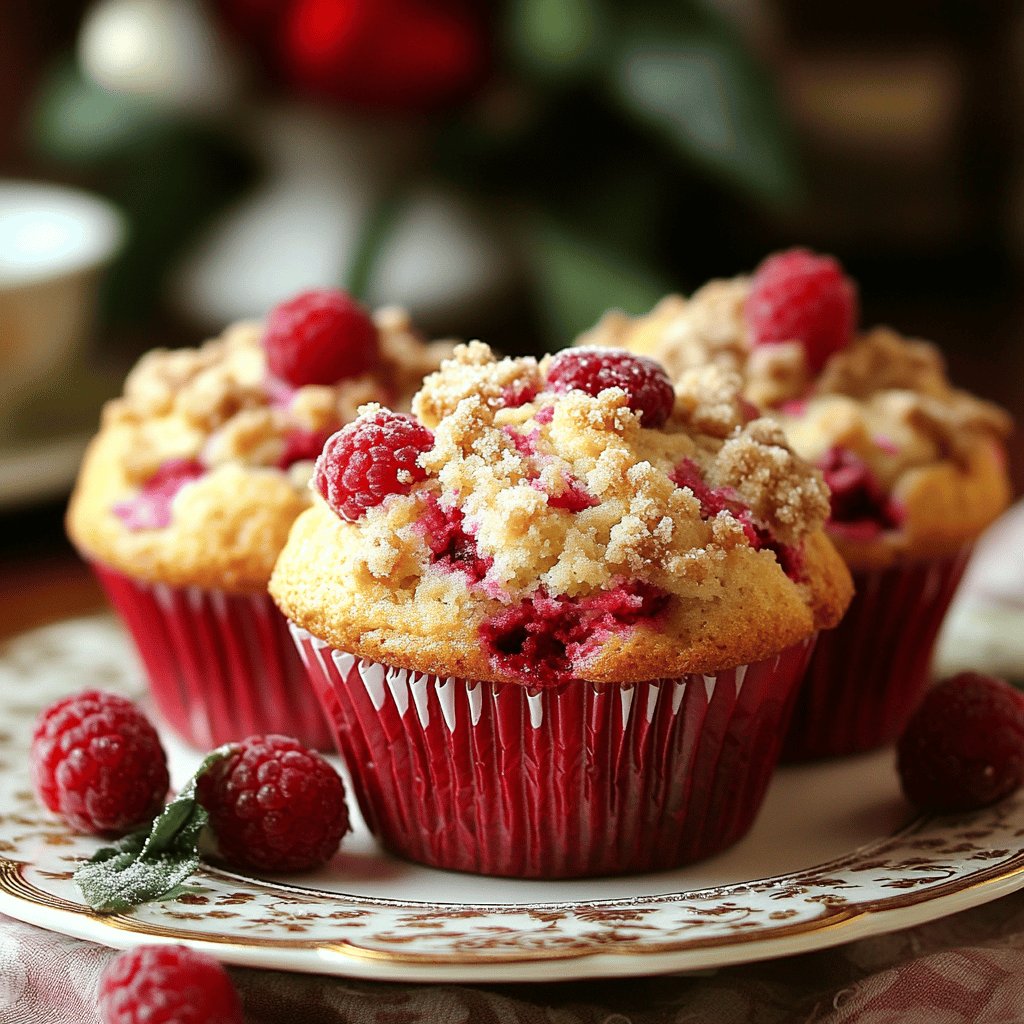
(3, 504, 1024, 1024)
(4, 894, 1024, 1023)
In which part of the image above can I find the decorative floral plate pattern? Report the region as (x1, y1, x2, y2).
(1, 616, 1024, 982)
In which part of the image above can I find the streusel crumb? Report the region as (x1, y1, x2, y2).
(581, 276, 1012, 567)
(68, 307, 453, 592)
(271, 343, 852, 683)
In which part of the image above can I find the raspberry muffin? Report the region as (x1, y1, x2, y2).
(271, 342, 852, 877)
(67, 289, 452, 749)
(583, 250, 1013, 759)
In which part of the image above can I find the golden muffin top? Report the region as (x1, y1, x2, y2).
(67, 293, 454, 592)
(271, 341, 852, 685)
(581, 253, 1012, 569)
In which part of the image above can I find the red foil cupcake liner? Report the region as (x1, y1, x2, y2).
(782, 549, 972, 762)
(290, 624, 814, 878)
(93, 564, 332, 750)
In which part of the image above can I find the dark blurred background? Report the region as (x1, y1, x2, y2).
(2, 0, 1022, 631)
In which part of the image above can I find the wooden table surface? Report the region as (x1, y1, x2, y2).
(0, 504, 105, 642)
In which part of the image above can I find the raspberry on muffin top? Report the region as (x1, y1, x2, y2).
(581, 251, 1013, 569)
(270, 342, 852, 686)
(67, 291, 454, 592)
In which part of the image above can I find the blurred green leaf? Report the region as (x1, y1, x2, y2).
(527, 220, 671, 347)
(506, 0, 607, 80)
(102, 124, 256, 321)
(29, 58, 257, 323)
(30, 59, 170, 164)
(609, 25, 799, 206)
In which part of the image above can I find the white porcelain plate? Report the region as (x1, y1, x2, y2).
(2, 616, 1023, 983)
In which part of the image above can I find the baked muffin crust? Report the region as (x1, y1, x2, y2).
(271, 342, 852, 683)
(583, 279, 1012, 569)
(67, 309, 454, 592)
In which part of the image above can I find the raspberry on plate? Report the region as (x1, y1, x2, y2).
(99, 944, 243, 1024)
(264, 288, 380, 387)
(31, 690, 169, 835)
(746, 248, 858, 371)
(897, 672, 1024, 812)
(197, 734, 349, 872)
(546, 348, 676, 427)
(314, 409, 434, 521)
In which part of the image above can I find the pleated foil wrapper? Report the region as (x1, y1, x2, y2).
(291, 623, 814, 878)
(782, 548, 972, 762)
(94, 564, 332, 750)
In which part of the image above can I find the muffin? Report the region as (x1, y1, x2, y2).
(270, 341, 852, 877)
(582, 250, 1013, 759)
(67, 289, 453, 749)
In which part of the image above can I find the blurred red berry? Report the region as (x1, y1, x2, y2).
(746, 248, 858, 372)
(99, 944, 243, 1024)
(898, 672, 1024, 812)
(264, 288, 379, 387)
(281, 0, 488, 112)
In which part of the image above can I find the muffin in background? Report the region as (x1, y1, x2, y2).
(67, 289, 453, 749)
(582, 250, 1013, 759)
(271, 341, 852, 877)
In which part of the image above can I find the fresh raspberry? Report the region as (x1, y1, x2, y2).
(314, 410, 433, 521)
(546, 349, 675, 428)
(31, 691, 169, 835)
(99, 944, 243, 1024)
(746, 249, 858, 371)
(197, 734, 349, 872)
(898, 673, 1024, 812)
(263, 288, 379, 387)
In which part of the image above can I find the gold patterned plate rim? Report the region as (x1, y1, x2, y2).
(1, 615, 1024, 983)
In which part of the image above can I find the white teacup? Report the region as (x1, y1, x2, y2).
(0, 181, 125, 431)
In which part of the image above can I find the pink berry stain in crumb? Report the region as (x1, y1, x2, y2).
(278, 426, 337, 468)
(264, 374, 297, 409)
(779, 399, 808, 417)
(480, 582, 670, 686)
(532, 475, 598, 512)
(739, 397, 762, 422)
(534, 404, 555, 424)
(500, 380, 539, 408)
(113, 459, 206, 530)
(500, 424, 596, 510)
(873, 434, 900, 456)
(817, 445, 905, 541)
(501, 425, 538, 458)
(671, 458, 804, 580)
(417, 495, 493, 584)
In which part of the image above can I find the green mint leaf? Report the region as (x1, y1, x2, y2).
(75, 746, 232, 914)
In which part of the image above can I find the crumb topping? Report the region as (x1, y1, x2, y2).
(271, 342, 852, 684)
(343, 343, 829, 603)
(587, 280, 1012, 496)
(412, 340, 542, 428)
(101, 312, 454, 506)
